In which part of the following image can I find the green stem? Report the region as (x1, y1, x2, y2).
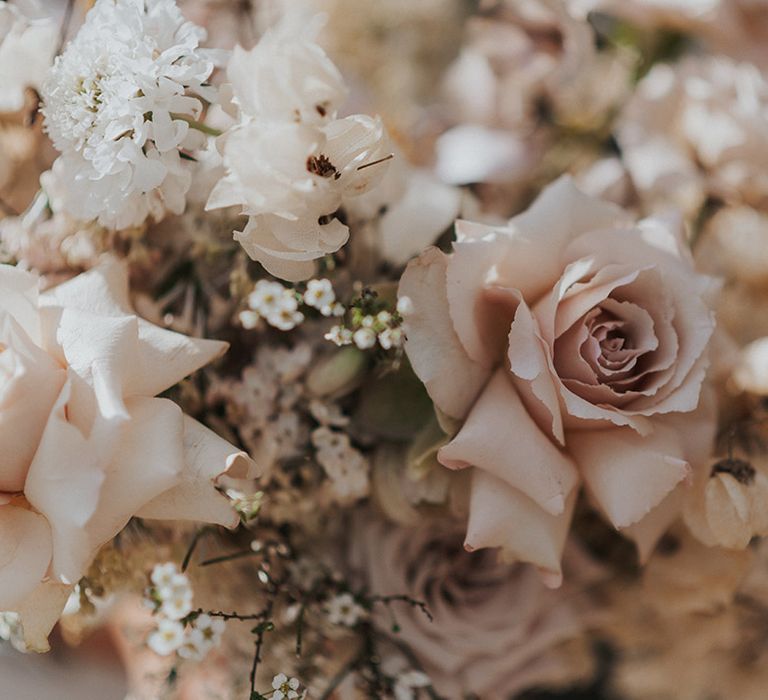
(171, 113, 223, 137)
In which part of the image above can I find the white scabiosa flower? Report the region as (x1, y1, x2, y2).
(207, 10, 391, 282)
(41, 0, 218, 229)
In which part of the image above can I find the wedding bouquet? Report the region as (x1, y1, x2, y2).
(2, 1, 768, 699)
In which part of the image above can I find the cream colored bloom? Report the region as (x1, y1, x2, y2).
(0, 261, 257, 651)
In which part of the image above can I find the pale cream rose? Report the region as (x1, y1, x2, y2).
(400, 176, 717, 581)
(351, 515, 599, 700)
(0, 261, 257, 651)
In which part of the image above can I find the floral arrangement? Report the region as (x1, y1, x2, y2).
(2, 1, 768, 699)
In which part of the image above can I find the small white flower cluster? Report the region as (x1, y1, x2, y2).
(240, 279, 304, 331)
(312, 427, 369, 503)
(382, 656, 432, 700)
(325, 592, 367, 627)
(42, 0, 217, 229)
(207, 10, 390, 281)
(145, 563, 225, 659)
(240, 278, 344, 331)
(271, 673, 304, 700)
(325, 296, 413, 351)
(225, 488, 263, 521)
(303, 278, 345, 317)
(0, 611, 26, 652)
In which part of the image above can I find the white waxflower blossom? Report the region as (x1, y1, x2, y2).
(326, 592, 367, 627)
(272, 673, 302, 700)
(396, 296, 414, 316)
(206, 11, 390, 282)
(303, 278, 335, 311)
(156, 571, 194, 620)
(0, 611, 26, 652)
(325, 325, 353, 346)
(243, 280, 305, 331)
(353, 327, 377, 350)
(378, 327, 403, 350)
(148, 618, 186, 656)
(150, 562, 180, 589)
(394, 670, 433, 700)
(176, 613, 225, 660)
(248, 280, 287, 317)
(42, 0, 217, 229)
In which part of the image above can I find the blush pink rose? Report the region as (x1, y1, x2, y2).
(0, 261, 257, 651)
(399, 176, 717, 583)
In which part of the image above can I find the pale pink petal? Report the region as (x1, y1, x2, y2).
(446, 235, 518, 367)
(507, 298, 565, 443)
(137, 416, 258, 528)
(623, 486, 686, 563)
(464, 470, 576, 580)
(500, 176, 629, 303)
(400, 248, 490, 420)
(13, 582, 72, 653)
(0, 505, 52, 610)
(24, 376, 106, 583)
(0, 313, 66, 491)
(40, 259, 132, 318)
(439, 370, 578, 516)
(77, 397, 188, 572)
(0, 265, 41, 345)
(568, 423, 690, 529)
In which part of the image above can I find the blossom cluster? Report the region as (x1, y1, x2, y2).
(145, 563, 225, 660)
(7, 1, 768, 699)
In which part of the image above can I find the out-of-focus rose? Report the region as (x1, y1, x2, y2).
(0, 261, 257, 651)
(352, 516, 598, 700)
(400, 176, 716, 580)
(618, 56, 768, 217)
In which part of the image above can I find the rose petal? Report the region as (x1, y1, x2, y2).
(0, 505, 52, 610)
(137, 416, 258, 528)
(439, 369, 578, 516)
(568, 422, 690, 529)
(464, 470, 576, 582)
(400, 248, 490, 420)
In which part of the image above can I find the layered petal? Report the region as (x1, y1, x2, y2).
(439, 370, 577, 516)
(400, 247, 490, 420)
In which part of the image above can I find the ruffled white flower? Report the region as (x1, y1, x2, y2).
(0, 1, 57, 112)
(207, 11, 390, 281)
(42, 0, 218, 229)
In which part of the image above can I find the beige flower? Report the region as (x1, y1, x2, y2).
(618, 55, 768, 217)
(400, 177, 717, 580)
(352, 516, 598, 700)
(0, 261, 257, 651)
